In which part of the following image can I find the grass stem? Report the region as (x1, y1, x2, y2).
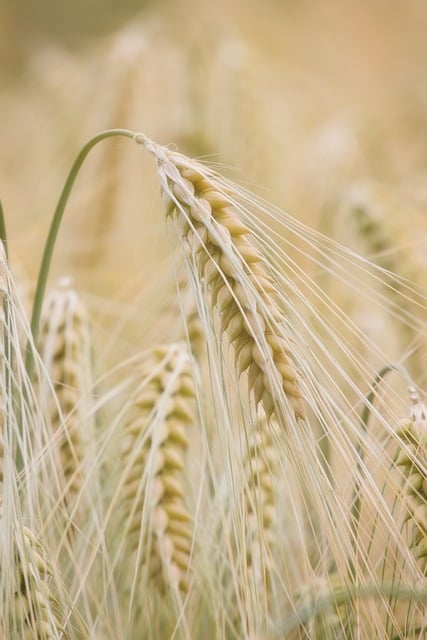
(26, 128, 137, 378)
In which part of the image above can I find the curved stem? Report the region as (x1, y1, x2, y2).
(25, 128, 137, 376)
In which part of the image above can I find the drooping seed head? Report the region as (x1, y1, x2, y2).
(2, 521, 71, 639)
(140, 137, 305, 426)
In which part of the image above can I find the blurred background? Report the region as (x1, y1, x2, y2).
(1, 0, 426, 366)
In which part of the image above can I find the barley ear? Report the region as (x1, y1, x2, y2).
(120, 343, 195, 596)
(140, 136, 305, 425)
(231, 411, 280, 635)
(1, 515, 75, 639)
(242, 411, 279, 574)
(394, 387, 427, 575)
(37, 277, 94, 523)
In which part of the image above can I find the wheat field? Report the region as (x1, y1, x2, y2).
(0, 1, 427, 638)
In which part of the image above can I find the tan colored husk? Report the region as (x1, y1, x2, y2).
(231, 410, 280, 636)
(395, 388, 427, 575)
(177, 278, 205, 361)
(140, 136, 305, 426)
(158, 267, 205, 362)
(119, 342, 195, 596)
(37, 277, 94, 524)
(241, 412, 279, 575)
(2, 522, 70, 639)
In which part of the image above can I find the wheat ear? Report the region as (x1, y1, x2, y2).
(139, 136, 304, 424)
(38, 277, 93, 515)
(3, 521, 70, 639)
(394, 387, 427, 575)
(120, 342, 195, 595)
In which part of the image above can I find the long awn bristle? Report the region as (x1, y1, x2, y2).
(140, 136, 305, 426)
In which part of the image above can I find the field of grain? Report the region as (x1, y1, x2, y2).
(1, 1, 426, 638)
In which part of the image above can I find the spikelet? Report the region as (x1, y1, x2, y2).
(182, 295, 204, 361)
(231, 411, 280, 636)
(120, 343, 195, 595)
(1, 518, 70, 639)
(140, 136, 305, 425)
(241, 411, 278, 578)
(176, 271, 205, 361)
(37, 277, 93, 519)
(394, 387, 427, 574)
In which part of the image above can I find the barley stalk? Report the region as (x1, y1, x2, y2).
(120, 343, 195, 596)
(138, 135, 305, 425)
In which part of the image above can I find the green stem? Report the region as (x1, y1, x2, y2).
(25, 128, 137, 377)
(0, 199, 8, 259)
